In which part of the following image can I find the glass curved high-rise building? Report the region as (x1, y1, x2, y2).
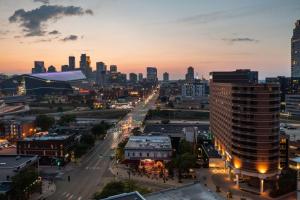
(292, 20, 300, 77)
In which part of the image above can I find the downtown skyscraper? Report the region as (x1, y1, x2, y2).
(292, 20, 300, 77)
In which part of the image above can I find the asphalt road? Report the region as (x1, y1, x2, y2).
(47, 91, 158, 200)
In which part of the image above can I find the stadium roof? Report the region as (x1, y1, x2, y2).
(29, 70, 86, 81)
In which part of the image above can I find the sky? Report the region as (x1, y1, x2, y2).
(0, 0, 299, 79)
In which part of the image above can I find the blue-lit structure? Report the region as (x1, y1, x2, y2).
(0, 71, 86, 96)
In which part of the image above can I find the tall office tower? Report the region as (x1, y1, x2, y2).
(80, 54, 92, 77)
(96, 62, 107, 72)
(32, 61, 46, 74)
(86, 56, 91, 68)
(96, 62, 107, 86)
(129, 73, 138, 83)
(138, 73, 143, 82)
(209, 69, 280, 194)
(185, 66, 194, 83)
(292, 20, 300, 77)
(146, 67, 158, 82)
(110, 65, 117, 73)
(47, 65, 56, 72)
(80, 54, 87, 70)
(69, 56, 75, 70)
(163, 72, 169, 82)
(61, 65, 69, 72)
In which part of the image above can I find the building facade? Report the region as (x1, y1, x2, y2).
(32, 61, 46, 74)
(286, 94, 300, 116)
(124, 136, 172, 162)
(163, 72, 169, 82)
(181, 83, 205, 98)
(209, 69, 280, 193)
(146, 67, 158, 83)
(69, 56, 75, 70)
(292, 20, 300, 77)
(185, 66, 194, 83)
(17, 134, 77, 165)
(129, 73, 138, 83)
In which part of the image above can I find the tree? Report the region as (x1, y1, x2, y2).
(116, 138, 129, 161)
(58, 114, 76, 126)
(131, 127, 142, 136)
(11, 169, 40, 200)
(94, 181, 126, 199)
(178, 139, 193, 154)
(91, 121, 111, 138)
(93, 180, 150, 199)
(174, 152, 196, 182)
(35, 115, 55, 131)
(81, 134, 95, 146)
(57, 106, 63, 112)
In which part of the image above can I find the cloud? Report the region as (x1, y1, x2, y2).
(33, 0, 50, 4)
(35, 38, 52, 42)
(61, 34, 78, 41)
(172, 4, 270, 25)
(48, 30, 60, 35)
(9, 5, 93, 37)
(222, 37, 259, 44)
(0, 30, 9, 35)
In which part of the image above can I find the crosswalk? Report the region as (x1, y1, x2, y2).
(61, 192, 82, 200)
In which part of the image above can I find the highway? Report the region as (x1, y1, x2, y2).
(47, 91, 158, 200)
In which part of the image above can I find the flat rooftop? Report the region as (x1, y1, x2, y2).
(145, 182, 223, 200)
(0, 155, 38, 182)
(101, 191, 145, 200)
(143, 124, 209, 137)
(22, 133, 72, 141)
(125, 136, 172, 150)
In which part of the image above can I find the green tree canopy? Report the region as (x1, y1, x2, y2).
(35, 115, 55, 131)
(11, 169, 39, 200)
(58, 114, 76, 126)
(91, 121, 111, 137)
(178, 139, 193, 154)
(93, 180, 150, 199)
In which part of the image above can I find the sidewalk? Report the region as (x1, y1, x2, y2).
(31, 180, 56, 200)
(110, 164, 195, 188)
(195, 168, 275, 200)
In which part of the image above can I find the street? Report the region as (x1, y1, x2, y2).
(47, 91, 158, 200)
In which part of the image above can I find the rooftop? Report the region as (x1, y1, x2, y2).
(143, 124, 209, 137)
(125, 136, 172, 150)
(22, 133, 72, 141)
(145, 182, 223, 200)
(101, 191, 146, 200)
(0, 155, 38, 182)
(29, 70, 86, 81)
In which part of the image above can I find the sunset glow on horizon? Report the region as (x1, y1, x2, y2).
(0, 0, 299, 79)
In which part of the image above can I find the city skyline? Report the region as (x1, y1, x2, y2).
(0, 0, 299, 79)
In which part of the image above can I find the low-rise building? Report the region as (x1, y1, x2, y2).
(17, 133, 77, 165)
(1, 119, 35, 141)
(0, 155, 39, 197)
(124, 136, 172, 162)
